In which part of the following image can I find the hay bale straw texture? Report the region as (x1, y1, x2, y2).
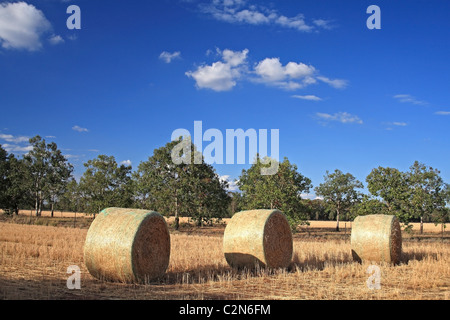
(84, 207, 170, 283)
(351, 214, 402, 264)
(223, 209, 293, 269)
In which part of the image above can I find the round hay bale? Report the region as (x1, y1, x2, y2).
(84, 207, 170, 283)
(351, 214, 402, 264)
(223, 209, 293, 269)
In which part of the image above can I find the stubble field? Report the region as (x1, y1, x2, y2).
(0, 216, 449, 300)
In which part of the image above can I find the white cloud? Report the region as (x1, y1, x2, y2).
(291, 95, 322, 101)
(0, 133, 29, 143)
(159, 51, 181, 63)
(187, 48, 346, 93)
(254, 58, 286, 82)
(48, 34, 64, 45)
(316, 112, 363, 125)
(316, 76, 348, 89)
(435, 111, 450, 115)
(72, 125, 89, 132)
(120, 160, 132, 166)
(219, 175, 239, 192)
(186, 61, 237, 91)
(2, 143, 32, 153)
(64, 154, 80, 159)
(185, 48, 248, 91)
(275, 14, 313, 32)
(232, 9, 271, 25)
(222, 48, 248, 67)
(45, 135, 56, 139)
(0, 2, 52, 51)
(392, 122, 407, 126)
(301, 193, 323, 200)
(199, 0, 331, 32)
(313, 19, 333, 30)
(383, 121, 408, 130)
(393, 94, 428, 106)
(253, 57, 316, 90)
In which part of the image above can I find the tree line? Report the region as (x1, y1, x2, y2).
(1, 135, 449, 232)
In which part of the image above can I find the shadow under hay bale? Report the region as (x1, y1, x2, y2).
(351, 214, 402, 265)
(84, 207, 170, 283)
(223, 209, 293, 269)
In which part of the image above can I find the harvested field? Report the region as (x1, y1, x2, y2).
(0, 221, 448, 300)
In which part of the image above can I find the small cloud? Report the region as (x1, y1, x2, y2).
(159, 51, 181, 63)
(48, 34, 64, 45)
(393, 94, 428, 106)
(291, 94, 322, 101)
(187, 49, 346, 93)
(435, 111, 450, 116)
(0, 133, 29, 143)
(316, 112, 363, 125)
(64, 154, 80, 159)
(316, 76, 348, 89)
(313, 19, 334, 30)
(186, 48, 249, 91)
(253, 57, 316, 91)
(88, 149, 100, 152)
(301, 193, 323, 200)
(219, 175, 239, 192)
(199, 0, 331, 33)
(2, 143, 33, 153)
(120, 160, 132, 167)
(72, 125, 88, 132)
(383, 121, 407, 130)
(45, 135, 56, 139)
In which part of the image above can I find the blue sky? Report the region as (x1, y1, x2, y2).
(0, 0, 449, 195)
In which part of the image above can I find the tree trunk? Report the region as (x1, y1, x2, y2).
(420, 216, 423, 234)
(51, 202, 54, 218)
(35, 192, 39, 217)
(174, 195, 179, 230)
(38, 198, 43, 217)
(336, 208, 340, 232)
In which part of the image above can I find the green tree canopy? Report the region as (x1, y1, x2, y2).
(78, 154, 133, 215)
(407, 161, 448, 230)
(366, 162, 448, 230)
(133, 137, 230, 229)
(0, 145, 8, 209)
(237, 156, 312, 230)
(59, 178, 82, 213)
(366, 166, 410, 221)
(1, 146, 33, 214)
(314, 169, 363, 231)
(23, 136, 73, 216)
(352, 194, 388, 217)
